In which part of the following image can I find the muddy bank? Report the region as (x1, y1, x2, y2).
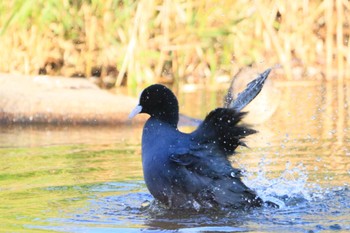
(0, 74, 144, 125)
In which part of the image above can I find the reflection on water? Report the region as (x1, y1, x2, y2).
(0, 80, 350, 232)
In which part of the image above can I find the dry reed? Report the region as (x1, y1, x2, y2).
(0, 0, 349, 87)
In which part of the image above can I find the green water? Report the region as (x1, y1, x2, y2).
(1, 81, 350, 232)
(0, 128, 143, 232)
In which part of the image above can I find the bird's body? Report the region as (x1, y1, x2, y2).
(141, 110, 261, 209)
(141, 118, 188, 206)
(129, 69, 272, 210)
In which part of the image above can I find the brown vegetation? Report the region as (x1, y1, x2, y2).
(0, 0, 349, 87)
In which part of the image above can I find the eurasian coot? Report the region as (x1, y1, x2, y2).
(129, 69, 271, 210)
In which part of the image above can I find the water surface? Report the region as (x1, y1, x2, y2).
(0, 81, 349, 232)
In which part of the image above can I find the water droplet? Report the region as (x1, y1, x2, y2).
(192, 200, 201, 211)
(141, 200, 151, 209)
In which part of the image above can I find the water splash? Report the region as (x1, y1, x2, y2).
(243, 158, 322, 208)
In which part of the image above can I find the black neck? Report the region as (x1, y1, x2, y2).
(151, 105, 179, 128)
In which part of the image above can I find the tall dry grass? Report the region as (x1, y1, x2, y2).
(0, 0, 349, 87)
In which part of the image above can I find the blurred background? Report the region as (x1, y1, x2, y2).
(0, 0, 349, 89)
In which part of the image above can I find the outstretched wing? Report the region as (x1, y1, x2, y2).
(178, 68, 271, 127)
(225, 68, 271, 111)
(191, 108, 256, 156)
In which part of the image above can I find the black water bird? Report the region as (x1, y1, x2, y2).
(129, 69, 271, 210)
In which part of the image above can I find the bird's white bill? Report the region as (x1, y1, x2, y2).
(129, 105, 142, 119)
